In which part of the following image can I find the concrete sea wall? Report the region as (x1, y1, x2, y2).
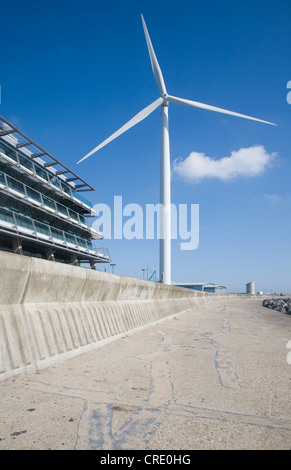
(0, 251, 223, 382)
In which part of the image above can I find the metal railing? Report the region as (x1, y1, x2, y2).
(0, 170, 98, 232)
(0, 205, 110, 260)
(0, 139, 93, 209)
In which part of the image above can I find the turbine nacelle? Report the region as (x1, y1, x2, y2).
(162, 93, 169, 106)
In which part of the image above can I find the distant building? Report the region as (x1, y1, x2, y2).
(246, 281, 255, 295)
(0, 115, 110, 268)
(173, 282, 226, 293)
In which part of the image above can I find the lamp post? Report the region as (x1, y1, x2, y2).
(141, 268, 146, 280)
(110, 263, 116, 274)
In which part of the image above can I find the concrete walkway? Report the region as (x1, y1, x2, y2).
(0, 297, 290, 450)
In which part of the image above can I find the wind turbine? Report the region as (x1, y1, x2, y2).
(77, 14, 276, 285)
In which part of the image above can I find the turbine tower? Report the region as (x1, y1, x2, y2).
(78, 14, 275, 285)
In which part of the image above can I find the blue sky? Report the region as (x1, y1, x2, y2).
(1, 0, 291, 293)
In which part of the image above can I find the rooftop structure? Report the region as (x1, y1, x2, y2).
(0, 115, 110, 268)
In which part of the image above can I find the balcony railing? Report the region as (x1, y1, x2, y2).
(0, 206, 110, 261)
(0, 170, 102, 239)
(0, 139, 94, 211)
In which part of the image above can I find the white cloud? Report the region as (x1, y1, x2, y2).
(172, 145, 276, 183)
(264, 194, 281, 203)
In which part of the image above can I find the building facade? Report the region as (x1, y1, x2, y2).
(246, 281, 255, 295)
(174, 282, 226, 293)
(0, 115, 110, 268)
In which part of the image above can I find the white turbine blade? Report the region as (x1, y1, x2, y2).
(141, 14, 167, 96)
(167, 95, 276, 126)
(77, 97, 163, 164)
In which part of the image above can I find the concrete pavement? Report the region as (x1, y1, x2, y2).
(0, 297, 290, 450)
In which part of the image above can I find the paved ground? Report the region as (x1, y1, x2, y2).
(0, 297, 290, 450)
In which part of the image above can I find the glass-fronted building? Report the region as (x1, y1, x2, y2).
(173, 283, 226, 293)
(0, 115, 110, 268)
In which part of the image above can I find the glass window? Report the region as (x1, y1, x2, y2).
(87, 240, 94, 250)
(68, 209, 79, 222)
(64, 232, 77, 245)
(14, 213, 34, 230)
(76, 237, 88, 249)
(0, 207, 14, 224)
(34, 220, 51, 237)
(26, 187, 42, 203)
(56, 203, 68, 216)
(50, 176, 60, 188)
(18, 154, 33, 171)
(0, 142, 17, 162)
(0, 142, 7, 155)
(43, 196, 56, 210)
(51, 227, 64, 241)
(6, 175, 25, 195)
(62, 184, 72, 196)
(0, 172, 6, 185)
(35, 165, 48, 181)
